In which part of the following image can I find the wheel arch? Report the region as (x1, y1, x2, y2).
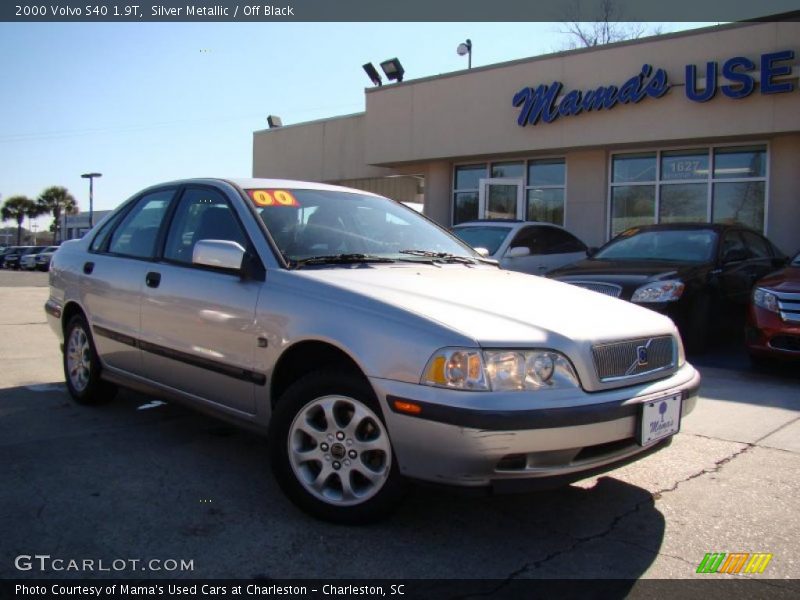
(61, 300, 88, 334)
(270, 340, 371, 409)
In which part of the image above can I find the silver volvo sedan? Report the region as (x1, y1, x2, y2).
(45, 178, 700, 523)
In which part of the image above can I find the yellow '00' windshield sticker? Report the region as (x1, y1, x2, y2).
(246, 189, 300, 207)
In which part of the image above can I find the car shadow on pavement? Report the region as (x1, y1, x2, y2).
(1, 384, 663, 582)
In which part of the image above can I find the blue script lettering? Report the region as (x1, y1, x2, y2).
(513, 64, 670, 127)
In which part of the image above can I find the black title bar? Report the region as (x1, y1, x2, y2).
(2, 0, 800, 22)
(3, 579, 800, 600)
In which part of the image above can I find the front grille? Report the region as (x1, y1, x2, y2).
(775, 291, 800, 324)
(569, 281, 622, 298)
(769, 335, 800, 353)
(592, 336, 675, 382)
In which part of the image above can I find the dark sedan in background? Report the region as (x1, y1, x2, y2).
(1, 246, 43, 270)
(549, 224, 786, 352)
(746, 251, 800, 365)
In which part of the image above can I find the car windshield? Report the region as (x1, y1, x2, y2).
(248, 188, 477, 265)
(452, 226, 513, 255)
(792, 253, 800, 267)
(595, 229, 717, 263)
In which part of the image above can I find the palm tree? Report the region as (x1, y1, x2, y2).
(38, 186, 78, 244)
(1, 196, 42, 245)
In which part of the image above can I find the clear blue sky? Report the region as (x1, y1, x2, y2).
(0, 21, 714, 229)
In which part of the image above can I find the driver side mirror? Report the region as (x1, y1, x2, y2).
(193, 239, 246, 271)
(506, 246, 531, 259)
(474, 247, 490, 257)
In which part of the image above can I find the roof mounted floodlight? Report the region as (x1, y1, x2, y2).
(362, 62, 383, 86)
(457, 39, 472, 69)
(379, 58, 405, 83)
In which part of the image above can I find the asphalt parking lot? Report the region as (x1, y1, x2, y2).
(0, 271, 798, 586)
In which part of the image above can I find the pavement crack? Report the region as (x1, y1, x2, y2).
(445, 563, 530, 599)
(653, 443, 753, 497)
(527, 443, 756, 573)
(529, 497, 650, 571)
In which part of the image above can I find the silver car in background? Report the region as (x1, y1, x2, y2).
(46, 178, 700, 523)
(452, 220, 589, 275)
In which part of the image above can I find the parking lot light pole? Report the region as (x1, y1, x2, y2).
(81, 172, 102, 229)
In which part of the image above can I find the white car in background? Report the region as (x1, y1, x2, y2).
(20, 246, 57, 270)
(452, 220, 589, 275)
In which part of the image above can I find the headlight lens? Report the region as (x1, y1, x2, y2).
(422, 348, 579, 392)
(421, 348, 488, 390)
(631, 280, 685, 303)
(753, 287, 779, 313)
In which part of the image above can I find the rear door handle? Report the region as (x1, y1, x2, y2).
(83, 261, 94, 275)
(145, 271, 161, 288)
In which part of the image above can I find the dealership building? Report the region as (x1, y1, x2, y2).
(253, 20, 799, 254)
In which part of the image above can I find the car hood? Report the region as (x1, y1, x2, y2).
(757, 266, 800, 293)
(547, 258, 707, 286)
(294, 264, 677, 346)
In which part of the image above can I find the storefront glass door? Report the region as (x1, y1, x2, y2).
(478, 178, 523, 220)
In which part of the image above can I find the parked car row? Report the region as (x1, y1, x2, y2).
(452, 219, 795, 361)
(0, 245, 59, 270)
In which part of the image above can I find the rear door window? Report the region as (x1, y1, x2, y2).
(107, 190, 174, 259)
(536, 226, 587, 254)
(741, 231, 772, 259)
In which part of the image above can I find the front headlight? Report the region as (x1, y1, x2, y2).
(421, 348, 488, 390)
(631, 280, 685, 303)
(753, 287, 779, 313)
(422, 348, 580, 392)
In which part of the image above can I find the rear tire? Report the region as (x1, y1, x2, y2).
(64, 315, 117, 405)
(269, 370, 405, 524)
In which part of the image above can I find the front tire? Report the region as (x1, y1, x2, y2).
(269, 370, 405, 523)
(64, 315, 117, 405)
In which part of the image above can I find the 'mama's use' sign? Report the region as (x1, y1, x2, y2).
(513, 50, 796, 127)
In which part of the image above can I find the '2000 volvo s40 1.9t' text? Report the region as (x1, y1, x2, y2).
(46, 178, 700, 523)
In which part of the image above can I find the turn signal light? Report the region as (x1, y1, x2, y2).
(393, 400, 422, 415)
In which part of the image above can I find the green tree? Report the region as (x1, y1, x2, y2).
(37, 186, 78, 244)
(1, 196, 43, 245)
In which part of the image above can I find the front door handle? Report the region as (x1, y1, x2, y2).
(83, 261, 94, 275)
(145, 271, 161, 288)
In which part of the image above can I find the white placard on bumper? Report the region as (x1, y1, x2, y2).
(639, 394, 682, 445)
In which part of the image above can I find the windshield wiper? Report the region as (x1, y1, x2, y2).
(399, 249, 479, 264)
(292, 253, 396, 268)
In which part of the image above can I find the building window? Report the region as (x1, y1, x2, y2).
(452, 158, 566, 226)
(526, 158, 566, 225)
(609, 144, 767, 237)
(453, 164, 486, 224)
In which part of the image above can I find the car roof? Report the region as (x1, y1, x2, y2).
(454, 220, 561, 228)
(147, 177, 383, 198)
(619, 222, 756, 234)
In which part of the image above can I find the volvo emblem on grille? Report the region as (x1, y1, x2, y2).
(637, 345, 649, 366)
(623, 339, 653, 375)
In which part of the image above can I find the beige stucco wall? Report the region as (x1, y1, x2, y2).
(563, 150, 608, 248)
(768, 133, 800, 256)
(253, 114, 392, 182)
